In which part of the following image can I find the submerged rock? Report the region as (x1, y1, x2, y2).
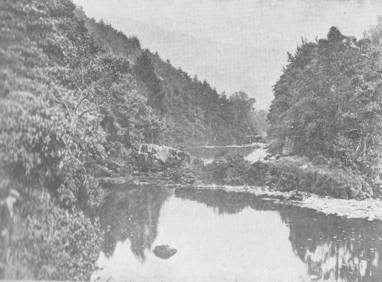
(153, 245, 177, 259)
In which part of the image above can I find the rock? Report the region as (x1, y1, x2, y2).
(138, 144, 191, 167)
(153, 245, 177, 259)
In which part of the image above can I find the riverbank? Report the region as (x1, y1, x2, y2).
(101, 142, 377, 201)
(97, 141, 382, 223)
(254, 155, 373, 199)
(199, 143, 376, 200)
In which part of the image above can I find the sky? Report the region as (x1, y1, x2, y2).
(74, 0, 382, 109)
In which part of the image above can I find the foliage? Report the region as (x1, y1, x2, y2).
(203, 153, 251, 185)
(133, 50, 163, 104)
(151, 57, 259, 146)
(0, 0, 157, 280)
(250, 109, 269, 136)
(0, 187, 103, 281)
(82, 15, 141, 58)
(0, 91, 105, 208)
(23, 203, 102, 281)
(0, 0, 162, 203)
(0, 0, 265, 279)
(263, 157, 373, 199)
(201, 153, 373, 199)
(268, 26, 382, 185)
(84, 17, 260, 147)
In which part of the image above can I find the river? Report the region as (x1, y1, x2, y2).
(92, 184, 382, 282)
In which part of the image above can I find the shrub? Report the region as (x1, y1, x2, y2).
(0, 91, 105, 208)
(0, 191, 103, 281)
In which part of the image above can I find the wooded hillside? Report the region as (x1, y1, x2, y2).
(82, 15, 259, 147)
(268, 26, 382, 189)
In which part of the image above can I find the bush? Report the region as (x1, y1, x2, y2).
(24, 204, 102, 280)
(261, 157, 373, 199)
(200, 153, 374, 199)
(203, 153, 250, 185)
(0, 191, 103, 281)
(0, 91, 105, 208)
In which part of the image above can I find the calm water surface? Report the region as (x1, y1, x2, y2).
(93, 187, 382, 282)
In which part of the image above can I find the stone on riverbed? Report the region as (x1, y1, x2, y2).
(153, 245, 177, 259)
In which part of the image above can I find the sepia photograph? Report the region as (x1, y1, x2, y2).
(2, 0, 382, 281)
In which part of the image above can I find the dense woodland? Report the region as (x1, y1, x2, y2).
(81, 12, 259, 147)
(0, 0, 259, 279)
(268, 25, 382, 191)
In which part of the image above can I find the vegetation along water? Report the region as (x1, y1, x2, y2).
(2, 0, 382, 281)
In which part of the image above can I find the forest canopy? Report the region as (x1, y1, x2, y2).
(268, 26, 382, 186)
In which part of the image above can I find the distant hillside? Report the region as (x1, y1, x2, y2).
(79, 11, 259, 147)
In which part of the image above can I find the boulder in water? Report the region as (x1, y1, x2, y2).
(153, 245, 177, 259)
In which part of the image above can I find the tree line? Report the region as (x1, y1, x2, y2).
(83, 16, 260, 147)
(268, 25, 382, 188)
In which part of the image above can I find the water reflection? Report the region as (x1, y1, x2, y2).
(98, 186, 171, 260)
(281, 208, 382, 281)
(94, 187, 382, 281)
(175, 188, 279, 214)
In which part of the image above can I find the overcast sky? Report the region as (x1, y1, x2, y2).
(74, 0, 382, 109)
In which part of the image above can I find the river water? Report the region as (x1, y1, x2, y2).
(93, 186, 382, 282)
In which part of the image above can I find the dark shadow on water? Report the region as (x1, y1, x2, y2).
(97, 186, 171, 261)
(174, 188, 281, 214)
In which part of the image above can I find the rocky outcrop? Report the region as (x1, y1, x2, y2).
(138, 144, 191, 170)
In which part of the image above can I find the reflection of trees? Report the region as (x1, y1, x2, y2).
(280, 208, 382, 281)
(175, 189, 248, 214)
(97, 186, 171, 261)
(175, 188, 278, 215)
(176, 188, 382, 281)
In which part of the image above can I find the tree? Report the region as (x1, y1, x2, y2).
(133, 51, 162, 100)
(268, 26, 382, 184)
